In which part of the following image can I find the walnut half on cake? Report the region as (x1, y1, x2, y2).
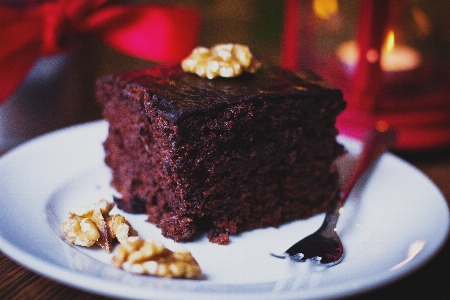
(96, 60, 346, 245)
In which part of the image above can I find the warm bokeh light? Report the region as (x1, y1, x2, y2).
(411, 7, 431, 37)
(313, 0, 338, 20)
(375, 120, 390, 133)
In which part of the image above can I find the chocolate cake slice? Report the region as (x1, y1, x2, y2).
(96, 63, 346, 245)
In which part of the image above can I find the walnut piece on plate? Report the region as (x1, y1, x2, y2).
(112, 236, 202, 279)
(62, 200, 202, 279)
(62, 199, 137, 253)
(61, 216, 99, 247)
(107, 214, 138, 244)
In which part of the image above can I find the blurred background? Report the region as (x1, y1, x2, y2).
(0, 0, 282, 153)
(1, 0, 450, 152)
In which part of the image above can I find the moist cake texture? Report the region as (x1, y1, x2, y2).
(96, 64, 346, 245)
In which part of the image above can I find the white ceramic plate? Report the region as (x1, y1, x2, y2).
(0, 121, 448, 300)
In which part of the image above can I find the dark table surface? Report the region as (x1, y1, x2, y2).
(1, 140, 449, 300)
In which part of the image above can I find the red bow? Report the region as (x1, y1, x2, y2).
(0, 0, 200, 104)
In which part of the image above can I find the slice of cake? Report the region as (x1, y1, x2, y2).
(96, 57, 346, 245)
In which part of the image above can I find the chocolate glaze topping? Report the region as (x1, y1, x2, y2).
(119, 64, 343, 122)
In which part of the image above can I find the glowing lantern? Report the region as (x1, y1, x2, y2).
(281, 0, 450, 150)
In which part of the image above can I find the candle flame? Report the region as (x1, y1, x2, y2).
(384, 30, 395, 53)
(378, 29, 422, 71)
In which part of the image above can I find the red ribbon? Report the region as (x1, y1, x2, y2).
(0, 0, 200, 104)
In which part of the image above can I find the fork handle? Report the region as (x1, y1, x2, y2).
(338, 123, 397, 207)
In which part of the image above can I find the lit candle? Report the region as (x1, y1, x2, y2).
(337, 32, 422, 72)
(379, 30, 422, 72)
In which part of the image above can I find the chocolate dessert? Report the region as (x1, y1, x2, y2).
(96, 61, 346, 245)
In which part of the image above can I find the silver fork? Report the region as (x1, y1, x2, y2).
(272, 124, 397, 266)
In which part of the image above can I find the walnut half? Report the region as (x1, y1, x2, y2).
(182, 43, 261, 79)
(62, 199, 137, 253)
(61, 216, 99, 247)
(112, 236, 202, 279)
